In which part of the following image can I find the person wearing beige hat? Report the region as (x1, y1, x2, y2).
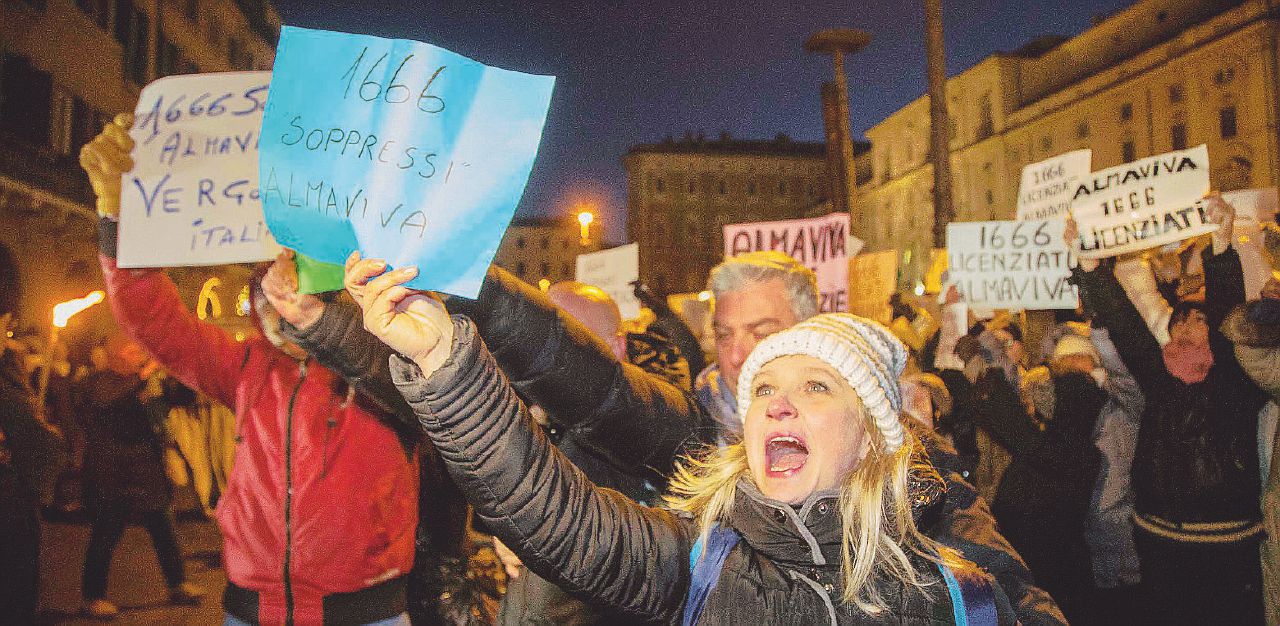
(345, 255, 1017, 624)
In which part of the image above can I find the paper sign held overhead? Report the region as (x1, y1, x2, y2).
(723, 212, 861, 313)
(118, 72, 280, 267)
(1221, 187, 1279, 299)
(1071, 145, 1214, 258)
(575, 243, 641, 320)
(259, 26, 556, 298)
(1016, 149, 1091, 221)
(947, 219, 1078, 310)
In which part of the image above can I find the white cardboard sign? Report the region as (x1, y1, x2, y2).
(1071, 145, 1214, 258)
(575, 243, 642, 320)
(118, 72, 280, 267)
(1223, 188, 1279, 299)
(947, 219, 1078, 310)
(723, 212, 862, 313)
(1016, 149, 1092, 221)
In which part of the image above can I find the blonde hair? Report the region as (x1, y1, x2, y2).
(666, 411, 967, 615)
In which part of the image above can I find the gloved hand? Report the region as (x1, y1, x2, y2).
(78, 113, 135, 219)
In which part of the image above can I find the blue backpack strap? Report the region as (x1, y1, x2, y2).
(938, 562, 1000, 626)
(682, 524, 742, 626)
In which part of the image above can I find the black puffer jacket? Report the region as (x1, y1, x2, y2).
(297, 267, 1064, 625)
(391, 319, 1017, 625)
(1074, 247, 1265, 539)
(447, 266, 713, 488)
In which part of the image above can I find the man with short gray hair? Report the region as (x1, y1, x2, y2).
(696, 251, 819, 440)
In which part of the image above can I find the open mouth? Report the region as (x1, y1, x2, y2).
(765, 434, 809, 476)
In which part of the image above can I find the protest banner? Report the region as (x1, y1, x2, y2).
(117, 72, 280, 267)
(947, 219, 1078, 310)
(1016, 149, 1091, 221)
(848, 250, 898, 323)
(1071, 145, 1214, 258)
(259, 26, 555, 297)
(575, 243, 641, 320)
(723, 212, 862, 312)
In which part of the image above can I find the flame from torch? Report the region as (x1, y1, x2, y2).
(52, 290, 105, 328)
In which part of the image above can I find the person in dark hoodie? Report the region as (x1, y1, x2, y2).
(1067, 196, 1267, 625)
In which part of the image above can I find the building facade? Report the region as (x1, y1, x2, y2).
(860, 0, 1277, 286)
(624, 133, 871, 295)
(1, 0, 280, 349)
(492, 217, 602, 287)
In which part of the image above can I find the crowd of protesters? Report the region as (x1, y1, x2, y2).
(0, 111, 1276, 626)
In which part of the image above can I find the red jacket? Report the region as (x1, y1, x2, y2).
(101, 257, 418, 625)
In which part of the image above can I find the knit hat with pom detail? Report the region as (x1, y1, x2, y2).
(735, 313, 909, 453)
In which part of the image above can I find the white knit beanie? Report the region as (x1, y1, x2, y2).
(736, 313, 909, 452)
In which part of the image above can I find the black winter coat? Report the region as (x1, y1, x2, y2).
(973, 369, 1103, 599)
(79, 370, 172, 512)
(1075, 247, 1266, 537)
(391, 319, 1017, 625)
(296, 266, 1064, 625)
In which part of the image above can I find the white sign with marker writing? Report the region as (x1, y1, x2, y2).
(576, 243, 641, 320)
(118, 72, 280, 267)
(1016, 149, 1092, 221)
(1071, 145, 1214, 258)
(947, 219, 1078, 310)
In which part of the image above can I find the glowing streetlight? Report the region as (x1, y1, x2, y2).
(577, 210, 595, 245)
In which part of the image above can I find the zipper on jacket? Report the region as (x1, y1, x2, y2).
(321, 386, 353, 479)
(283, 360, 307, 625)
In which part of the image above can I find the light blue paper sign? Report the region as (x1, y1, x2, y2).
(259, 26, 555, 297)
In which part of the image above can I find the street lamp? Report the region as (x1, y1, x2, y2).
(577, 210, 595, 246)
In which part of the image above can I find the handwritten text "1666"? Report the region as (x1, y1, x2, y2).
(340, 47, 446, 114)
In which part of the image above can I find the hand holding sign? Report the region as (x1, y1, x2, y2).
(260, 27, 556, 298)
(79, 113, 135, 219)
(1063, 216, 1099, 272)
(1203, 192, 1236, 255)
(345, 253, 453, 376)
(261, 250, 325, 329)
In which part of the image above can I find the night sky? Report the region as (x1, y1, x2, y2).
(271, 0, 1134, 242)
